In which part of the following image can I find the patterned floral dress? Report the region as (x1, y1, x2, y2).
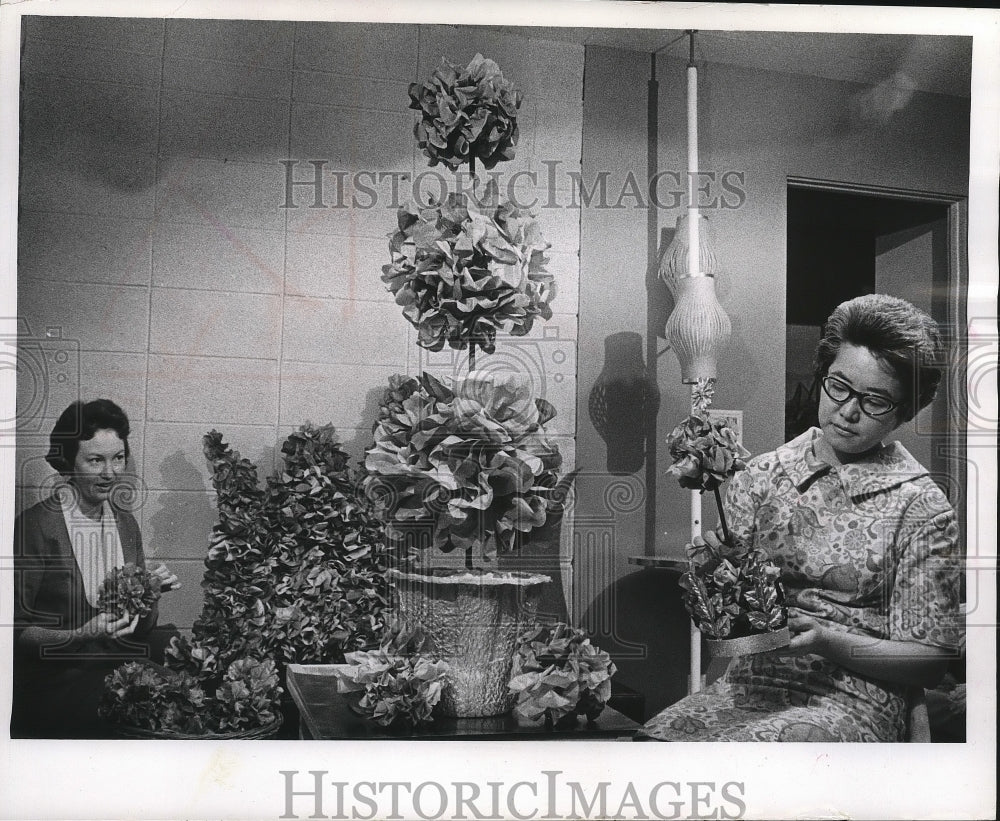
(637, 428, 962, 742)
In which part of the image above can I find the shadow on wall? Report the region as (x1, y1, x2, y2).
(588, 331, 660, 476)
(580, 567, 694, 720)
(340, 384, 386, 468)
(146, 450, 217, 559)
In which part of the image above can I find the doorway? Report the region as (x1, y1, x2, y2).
(784, 181, 967, 511)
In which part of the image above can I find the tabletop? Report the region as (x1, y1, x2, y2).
(286, 665, 640, 741)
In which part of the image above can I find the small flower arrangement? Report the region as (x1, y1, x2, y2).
(99, 655, 281, 736)
(363, 370, 563, 564)
(408, 53, 522, 171)
(666, 401, 787, 649)
(507, 623, 617, 727)
(98, 563, 161, 620)
(679, 537, 787, 641)
(329, 624, 450, 730)
(383, 185, 553, 356)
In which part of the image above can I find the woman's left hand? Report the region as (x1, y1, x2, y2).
(786, 608, 828, 655)
(150, 562, 181, 593)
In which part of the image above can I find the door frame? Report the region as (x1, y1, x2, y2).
(786, 176, 969, 525)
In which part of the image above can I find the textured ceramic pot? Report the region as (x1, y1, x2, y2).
(388, 567, 550, 717)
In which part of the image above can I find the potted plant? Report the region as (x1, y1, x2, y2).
(665, 389, 789, 656)
(362, 54, 574, 718)
(100, 423, 389, 738)
(507, 623, 617, 729)
(362, 370, 571, 716)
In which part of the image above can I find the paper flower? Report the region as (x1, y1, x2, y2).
(329, 626, 451, 730)
(408, 53, 522, 171)
(679, 538, 786, 640)
(508, 623, 616, 726)
(383, 186, 553, 355)
(100, 656, 280, 735)
(665, 412, 750, 493)
(98, 563, 161, 620)
(363, 371, 563, 562)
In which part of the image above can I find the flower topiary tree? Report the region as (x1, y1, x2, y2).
(101, 424, 389, 736)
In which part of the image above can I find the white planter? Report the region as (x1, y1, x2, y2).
(388, 567, 550, 717)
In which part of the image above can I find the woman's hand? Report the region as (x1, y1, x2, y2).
(785, 608, 829, 656)
(782, 607, 951, 688)
(149, 562, 180, 593)
(77, 612, 140, 640)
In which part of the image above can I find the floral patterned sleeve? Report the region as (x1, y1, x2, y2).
(889, 501, 962, 651)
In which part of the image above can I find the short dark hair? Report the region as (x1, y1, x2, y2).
(45, 399, 131, 474)
(815, 294, 944, 421)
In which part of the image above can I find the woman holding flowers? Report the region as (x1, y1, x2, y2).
(12, 399, 179, 738)
(638, 294, 962, 741)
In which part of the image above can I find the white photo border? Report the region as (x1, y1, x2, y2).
(1, 2, 996, 820)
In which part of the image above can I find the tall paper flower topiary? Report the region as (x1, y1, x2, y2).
(363, 371, 564, 563)
(383, 184, 553, 356)
(408, 53, 522, 171)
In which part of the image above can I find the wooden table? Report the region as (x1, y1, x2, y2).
(286, 665, 640, 741)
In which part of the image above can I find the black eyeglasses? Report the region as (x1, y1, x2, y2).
(820, 375, 900, 417)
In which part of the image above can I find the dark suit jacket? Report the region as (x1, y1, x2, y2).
(11, 495, 158, 737)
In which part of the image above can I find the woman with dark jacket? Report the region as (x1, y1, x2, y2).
(11, 399, 179, 738)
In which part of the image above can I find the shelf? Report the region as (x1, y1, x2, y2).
(627, 556, 687, 572)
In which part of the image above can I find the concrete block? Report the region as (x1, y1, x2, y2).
(152, 221, 284, 294)
(293, 71, 408, 112)
(289, 103, 413, 174)
(285, 232, 392, 302)
(21, 38, 162, 88)
(282, 296, 408, 366)
(19, 143, 157, 219)
(18, 212, 153, 287)
(163, 55, 292, 100)
(155, 157, 287, 232)
(141, 489, 218, 561)
(294, 22, 417, 81)
(149, 559, 208, 630)
(16, 280, 150, 353)
(21, 74, 160, 155)
(149, 288, 282, 360)
(159, 89, 290, 165)
(24, 16, 164, 56)
(278, 361, 400, 431)
(146, 354, 279, 425)
(164, 19, 294, 68)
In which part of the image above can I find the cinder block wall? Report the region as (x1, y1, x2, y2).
(15, 18, 583, 629)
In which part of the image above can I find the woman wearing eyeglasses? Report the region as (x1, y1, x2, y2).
(637, 294, 962, 741)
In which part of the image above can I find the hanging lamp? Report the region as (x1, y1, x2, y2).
(662, 32, 731, 384)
